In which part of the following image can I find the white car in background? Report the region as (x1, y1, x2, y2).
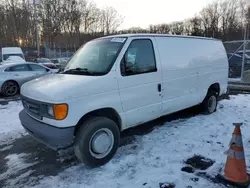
(0, 62, 51, 97)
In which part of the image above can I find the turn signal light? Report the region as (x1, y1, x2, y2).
(53, 104, 68, 120)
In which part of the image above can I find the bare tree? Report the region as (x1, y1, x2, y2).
(187, 16, 203, 36)
(102, 6, 123, 35)
(61, 0, 81, 46)
(40, 0, 65, 46)
(170, 21, 184, 35)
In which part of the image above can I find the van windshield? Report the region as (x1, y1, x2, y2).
(3, 54, 24, 61)
(63, 37, 127, 75)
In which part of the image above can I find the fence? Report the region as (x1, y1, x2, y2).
(223, 40, 250, 83)
(11, 46, 76, 61)
(44, 45, 76, 59)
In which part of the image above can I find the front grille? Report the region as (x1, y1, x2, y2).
(21, 95, 42, 120)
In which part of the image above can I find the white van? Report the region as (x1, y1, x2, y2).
(19, 34, 228, 167)
(1, 47, 25, 64)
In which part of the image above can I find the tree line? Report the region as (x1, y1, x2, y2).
(0, 0, 123, 48)
(0, 0, 249, 49)
(122, 0, 248, 41)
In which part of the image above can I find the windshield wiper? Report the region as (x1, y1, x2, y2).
(62, 68, 102, 75)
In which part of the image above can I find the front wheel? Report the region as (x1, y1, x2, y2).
(1, 81, 19, 97)
(200, 91, 218, 114)
(74, 117, 120, 167)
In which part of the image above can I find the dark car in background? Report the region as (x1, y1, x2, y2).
(34, 58, 58, 69)
(227, 53, 250, 78)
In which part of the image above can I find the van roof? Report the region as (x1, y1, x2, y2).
(100, 33, 220, 41)
(2, 47, 23, 54)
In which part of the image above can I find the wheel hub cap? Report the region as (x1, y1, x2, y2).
(4, 83, 17, 95)
(208, 96, 216, 113)
(92, 132, 111, 154)
(89, 128, 114, 159)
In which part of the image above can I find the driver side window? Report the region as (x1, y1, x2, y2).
(121, 39, 157, 76)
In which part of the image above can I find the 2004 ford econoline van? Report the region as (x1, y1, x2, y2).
(19, 34, 228, 167)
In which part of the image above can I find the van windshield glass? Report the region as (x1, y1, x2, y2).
(63, 37, 127, 75)
(3, 54, 24, 61)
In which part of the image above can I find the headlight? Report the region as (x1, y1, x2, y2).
(47, 104, 68, 120)
(47, 105, 54, 117)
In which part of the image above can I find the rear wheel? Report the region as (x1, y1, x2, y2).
(200, 90, 218, 114)
(1, 81, 19, 97)
(74, 117, 120, 167)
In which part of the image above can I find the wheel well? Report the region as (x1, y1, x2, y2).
(74, 108, 122, 136)
(208, 83, 220, 95)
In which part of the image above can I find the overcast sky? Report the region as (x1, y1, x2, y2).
(94, 0, 215, 29)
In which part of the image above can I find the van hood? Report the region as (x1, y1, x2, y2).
(21, 74, 117, 102)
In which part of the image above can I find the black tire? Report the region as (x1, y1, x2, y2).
(1, 81, 19, 97)
(200, 90, 218, 115)
(74, 117, 120, 167)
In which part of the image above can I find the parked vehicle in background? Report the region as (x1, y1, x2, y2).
(50, 58, 60, 65)
(1, 47, 25, 64)
(227, 53, 250, 78)
(35, 58, 58, 69)
(52, 57, 70, 70)
(19, 34, 228, 167)
(0, 63, 51, 97)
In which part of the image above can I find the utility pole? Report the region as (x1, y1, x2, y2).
(33, 0, 40, 58)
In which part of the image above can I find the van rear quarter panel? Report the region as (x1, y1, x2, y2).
(155, 36, 228, 114)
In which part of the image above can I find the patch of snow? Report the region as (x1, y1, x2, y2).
(2, 56, 26, 64)
(7, 56, 25, 62)
(29, 94, 250, 188)
(0, 145, 13, 152)
(8, 170, 35, 187)
(5, 153, 34, 173)
(1, 153, 37, 187)
(0, 101, 25, 144)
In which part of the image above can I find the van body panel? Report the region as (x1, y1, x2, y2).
(20, 71, 125, 128)
(21, 73, 118, 102)
(155, 37, 228, 115)
(2, 47, 23, 54)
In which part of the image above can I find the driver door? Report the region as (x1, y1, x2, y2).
(117, 38, 163, 128)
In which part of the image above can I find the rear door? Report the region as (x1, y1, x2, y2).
(117, 37, 163, 128)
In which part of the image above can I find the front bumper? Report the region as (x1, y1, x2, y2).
(19, 109, 74, 150)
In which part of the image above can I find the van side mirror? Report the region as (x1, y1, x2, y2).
(121, 56, 136, 76)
